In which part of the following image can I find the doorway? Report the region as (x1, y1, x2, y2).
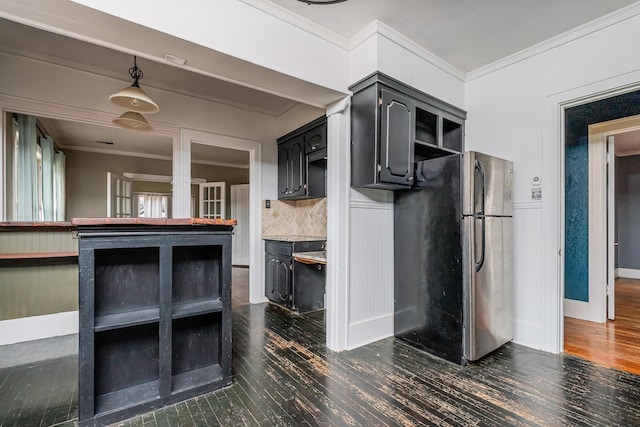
(563, 99, 640, 374)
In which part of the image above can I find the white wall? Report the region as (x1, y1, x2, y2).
(465, 10, 640, 352)
(69, 0, 351, 94)
(349, 22, 465, 108)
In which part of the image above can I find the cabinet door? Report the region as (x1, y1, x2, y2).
(275, 257, 291, 304)
(305, 123, 327, 153)
(277, 144, 290, 198)
(288, 136, 306, 198)
(265, 256, 279, 302)
(379, 89, 415, 187)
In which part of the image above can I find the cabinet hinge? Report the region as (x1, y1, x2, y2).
(377, 164, 382, 173)
(289, 264, 293, 271)
(378, 97, 383, 107)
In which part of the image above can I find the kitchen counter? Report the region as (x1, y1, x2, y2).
(263, 235, 325, 242)
(293, 251, 326, 264)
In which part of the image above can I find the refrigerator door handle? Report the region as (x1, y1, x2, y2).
(474, 159, 486, 272)
(474, 159, 486, 215)
(476, 216, 486, 272)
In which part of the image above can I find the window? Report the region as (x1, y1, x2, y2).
(199, 182, 226, 219)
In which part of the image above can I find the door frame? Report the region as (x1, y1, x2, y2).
(543, 73, 640, 354)
(563, 118, 640, 323)
(179, 129, 264, 304)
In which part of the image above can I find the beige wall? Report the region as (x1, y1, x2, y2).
(0, 229, 78, 321)
(65, 149, 249, 220)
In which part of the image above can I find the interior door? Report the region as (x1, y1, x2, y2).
(607, 135, 615, 320)
(230, 184, 250, 266)
(106, 172, 133, 218)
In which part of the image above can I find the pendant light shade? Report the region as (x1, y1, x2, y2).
(112, 111, 153, 131)
(109, 84, 159, 113)
(110, 56, 159, 114)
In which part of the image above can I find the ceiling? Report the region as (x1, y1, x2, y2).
(1, 0, 640, 164)
(614, 129, 640, 156)
(268, 0, 640, 72)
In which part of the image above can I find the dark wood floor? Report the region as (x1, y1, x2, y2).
(565, 278, 640, 375)
(3, 272, 640, 426)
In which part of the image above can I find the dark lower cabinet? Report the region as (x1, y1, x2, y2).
(265, 253, 291, 305)
(292, 260, 326, 313)
(77, 224, 233, 427)
(264, 239, 325, 312)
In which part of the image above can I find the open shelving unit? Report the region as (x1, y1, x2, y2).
(77, 224, 233, 427)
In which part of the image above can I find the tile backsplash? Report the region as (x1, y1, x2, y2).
(262, 198, 327, 237)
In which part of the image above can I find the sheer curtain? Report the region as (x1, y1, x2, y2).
(13, 115, 66, 221)
(138, 193, 167, 218)
(40, 136, 66, 221)
(15, 114, 38, 221)
(53, 150, 66, 221)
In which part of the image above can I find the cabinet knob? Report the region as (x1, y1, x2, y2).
(406, 176, 414, 181)
(311, 145, 317, 150)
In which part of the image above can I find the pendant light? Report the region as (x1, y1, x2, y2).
(112, 111, 153, 132)
(109, 56, 159, 114)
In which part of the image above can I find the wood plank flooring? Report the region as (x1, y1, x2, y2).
(564, 278, 640, 375)
(3, 272, 640, 426)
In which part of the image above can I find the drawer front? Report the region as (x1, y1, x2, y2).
(265, 241, 293, 257)
(292, 240, 325, 252)
(304, 123, 327, 153)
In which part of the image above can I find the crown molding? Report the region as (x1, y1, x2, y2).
(350, 20, 466, 83)
(239, 2, 466, 83)
(466, 2, 640, 82)
(238, 0, 350, 50)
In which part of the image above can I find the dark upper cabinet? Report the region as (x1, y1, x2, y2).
(278, 135, 305, 199)
(379, 89, 415, 186)
(277, 116, 327, 200)
(350, 72, 467, 190)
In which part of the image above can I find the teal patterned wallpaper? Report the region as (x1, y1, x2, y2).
(565, 137, 589, 301)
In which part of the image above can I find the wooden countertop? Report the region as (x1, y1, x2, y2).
(71, 217, 237, 226)
(0, 218, 237, 228)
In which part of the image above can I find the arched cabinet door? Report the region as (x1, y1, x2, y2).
(379, 89, 415, 187)
(288, 136, 305, 198)
(278, 144, 290, 197)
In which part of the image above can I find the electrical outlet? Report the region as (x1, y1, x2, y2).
(265, 200, 271, 209)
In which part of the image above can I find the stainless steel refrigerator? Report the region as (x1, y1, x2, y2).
(394, 151, 513, 364)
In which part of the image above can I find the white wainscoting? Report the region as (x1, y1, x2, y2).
(0, 311, 79, 346)
(347, 190, 394, 350)
(511, 201, 546, 349)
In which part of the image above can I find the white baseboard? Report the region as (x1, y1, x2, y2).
(617, 268, 640, 280)
(563, 298, 591, 321)
(347, 313, 394, 350)
(0, 311, 79, 346)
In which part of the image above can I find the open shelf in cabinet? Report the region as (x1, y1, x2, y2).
(172, 313, 222, 386)
(94, 247, 159, 317)
(172, 245, 222, 303)
(78, 225, 233, 427)
(94, 323, 159, 415)
(95, 307, 160, 332)
(95, 380, 160, 416)
(172, 299, 222, 319)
